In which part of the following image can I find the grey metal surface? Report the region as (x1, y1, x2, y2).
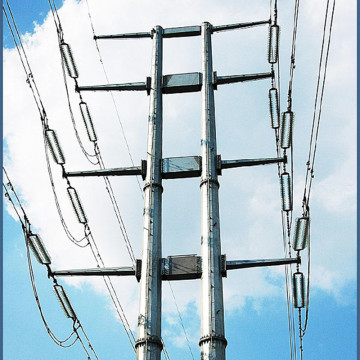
(200, 22, 227, 360)
(219, 156, 286, 171)
(226, 257, 300, 270)
(162, 156, 201, 179)
(162, 72, 202, 94)
(212, 19, 270, 32)
(161, 255, 202, 280)
(76, 82, 147, 92)
(95, 20, 270, 40)
(136, 26, 163, 360)
(215, 72, 273, 86)
(65, 166, 143, 178)
(95, 31, 152, 39)
(163, 25, 201, 38)
(52, 266, 135, 276)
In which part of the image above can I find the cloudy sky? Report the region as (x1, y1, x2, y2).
(3, 0, 357, 359)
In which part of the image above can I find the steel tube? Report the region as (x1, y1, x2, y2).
(76, 82, 147, 92)
(136, 25, 163, 360)
(65, 166, 142, 178)
(220, 156, 286, 169)
(200, 22, 227, 360)
(213, 20, 271, 32)
(216, 72, 273, 85)
(95, 32, 152, 39)
(52, 266, 135, 276)
(226, 257, 300, 270)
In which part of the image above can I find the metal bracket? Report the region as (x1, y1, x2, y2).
(220, 254, 227, 277)
(135, 259, 142, 282)
(161, 156, 201, 179)
(161, 255, 202, 280)
(162, 72, 202, 94)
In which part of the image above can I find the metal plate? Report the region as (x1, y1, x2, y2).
(162, 156, 201, 179)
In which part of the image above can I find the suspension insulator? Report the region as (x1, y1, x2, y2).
(292, 272, 305, 308)
(269, 87, 280, 129)
(268, 25, 279, 64)
(27, 233, 51, 265)
(280, 172, 292, 212)
(46, 129, 65, 164)
(293, 217, 310, 251)
(280, 111, 294, 149)
(67, 186, 87, 224)
(79, 101, 97, 142)
(60, 42, 79, 79)
(54, 284, 76, 319)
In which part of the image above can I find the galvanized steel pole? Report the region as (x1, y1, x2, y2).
(199, 22, 227, 360)
(136, 25, 163, 360)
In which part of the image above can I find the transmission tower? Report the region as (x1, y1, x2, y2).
(52, 19, 300, 360)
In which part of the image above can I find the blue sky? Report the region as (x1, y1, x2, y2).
(3, 1, 357, 359)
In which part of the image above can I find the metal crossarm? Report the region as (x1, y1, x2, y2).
(65, 164, 146, 179)
(215, 71, 274, 86)
(52, 266, 136, 277)
(212, 19, 271, 32)
(94, 19, 270, 40)
(76, 71, 272, 94)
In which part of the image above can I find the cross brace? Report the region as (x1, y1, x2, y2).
(93, 20, 270, 40)
(51, 255, 300, 281)
(64, 155, 286, 180)
(76, 70, 273, 95)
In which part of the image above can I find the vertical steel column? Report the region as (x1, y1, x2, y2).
(199, 22, 227, 360)
(136, 25, 163, 360)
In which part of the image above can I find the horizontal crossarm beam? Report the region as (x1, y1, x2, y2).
(95, 31, 152, 40)
(76, 71, 272, 95)
(212, 19, 271, 32)
(76, 81, 148, 92)
(226, 257, 300, 270)
(215, 71, 273, 86)
(51, 256, 300, 281)
(65, 162, 146, 180)
(52, 266, 136, 276)
(218, 155, 286, 174)
(94, 20, 270, 40)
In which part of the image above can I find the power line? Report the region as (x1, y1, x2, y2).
(84, 0, 144, 198)
(302, 0, 336, 215)
(4, 1, 331, 358)
(268, 1, 298, 358)
(47, 0, 137, 264)
(3, 169, 99, 359)
(297, 3, 336, 359)
(4, 2, 137, 351)
(167, 282, 195, 360)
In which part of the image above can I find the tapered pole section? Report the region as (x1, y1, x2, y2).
(200, 22, 227, 360)
(136, 26, 163, 360)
